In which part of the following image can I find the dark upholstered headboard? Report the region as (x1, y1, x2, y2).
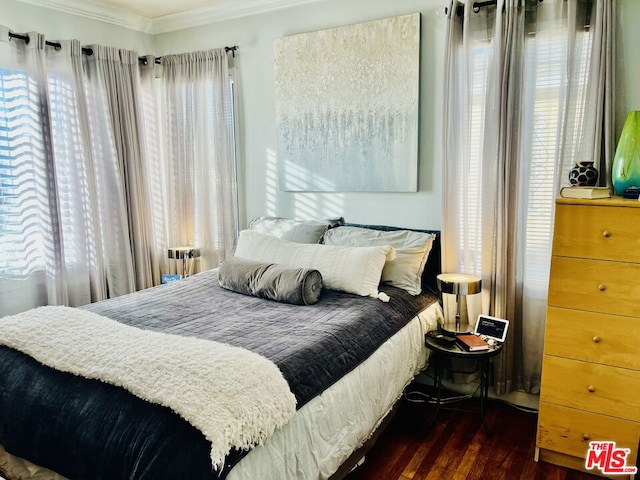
(342, 223, 442, 295)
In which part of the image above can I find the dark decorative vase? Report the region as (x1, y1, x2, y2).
(568, 161, 598, 186)
(612, 111, 640, 195)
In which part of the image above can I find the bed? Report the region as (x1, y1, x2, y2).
(0, 222, 442, 480)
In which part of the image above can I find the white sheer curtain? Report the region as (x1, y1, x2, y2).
(442, 0, 615, 394)
(0, 29, 141, 316)
(159, 49, 239, 271)
(138, 56, 169, 281)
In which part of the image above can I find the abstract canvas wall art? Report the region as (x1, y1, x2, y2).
(274, 13, 420, 192)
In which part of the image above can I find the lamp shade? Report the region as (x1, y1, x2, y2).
(437, 273, 482, 334)
(168, 247, 201, 259)
(437, 273, 482, 295)
(612, 111, 640, 196)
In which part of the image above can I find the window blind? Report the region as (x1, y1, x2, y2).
(460, 25, 593, 284)
(0, 69, 47, 277)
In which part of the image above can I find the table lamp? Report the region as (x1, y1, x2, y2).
(437, 273, 482, 334)
(168, 247, 201, 278)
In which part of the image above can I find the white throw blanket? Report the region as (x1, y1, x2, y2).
(0, 306, 297, 471)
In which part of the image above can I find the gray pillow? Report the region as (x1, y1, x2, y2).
(218, 257, 323, 305)
(248, 216, 344, 244)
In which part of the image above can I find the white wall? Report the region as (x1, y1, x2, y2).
(0, 0, 154, 53)
(156, 0, 447, 230)
(616, 0, 640, 136)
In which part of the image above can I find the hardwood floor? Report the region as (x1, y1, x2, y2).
(347, 386, 601, 480)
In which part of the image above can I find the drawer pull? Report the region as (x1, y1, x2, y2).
(603, 230, 611, 238)
(582, 433, 591, 441)
(588, 385, 596, 393)
(593, 336, 601, 344)
(598, 284, 606, 292)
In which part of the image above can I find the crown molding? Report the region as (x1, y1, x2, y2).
(15, 0, 154, 33)
(150, 0, 326, 34)
(13, 0, 327, 35)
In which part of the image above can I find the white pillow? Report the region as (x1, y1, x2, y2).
(234, 230, 395, 299)
(323, 226, 435, 295)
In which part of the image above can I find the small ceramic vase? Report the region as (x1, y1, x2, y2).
(568, 161, 598, 187)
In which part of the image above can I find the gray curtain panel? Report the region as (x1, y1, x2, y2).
(84, 46, 159, 291)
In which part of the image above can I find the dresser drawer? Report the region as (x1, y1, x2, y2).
(548, 257, 640, 317)
(540, 356, 640, 421)
(553, 204, 640, 263)
(537, 402, 640, 464)
(545, 307, 640, 370)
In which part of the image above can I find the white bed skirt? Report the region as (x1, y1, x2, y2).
(0, 303, 443, 480)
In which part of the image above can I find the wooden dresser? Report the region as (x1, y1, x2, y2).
(536, 197, 640, 477)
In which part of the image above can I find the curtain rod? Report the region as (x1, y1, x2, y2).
(447, 0, 543, 17)
(9, 31, 94, 56)
(7, 32, 238, 63)
(139, 45, 238, 65)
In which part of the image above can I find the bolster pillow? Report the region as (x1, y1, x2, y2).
(218, 257, 323, 305)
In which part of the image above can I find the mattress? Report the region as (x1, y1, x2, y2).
(0, 271, 442, 479)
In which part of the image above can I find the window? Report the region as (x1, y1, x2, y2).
(460, 21, 593, 291)
(0, 67, 97, 278)
(0, 68, 48, 277)
(521, 27, 592, 286)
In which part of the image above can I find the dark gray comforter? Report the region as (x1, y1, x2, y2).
(0, 270, 437, 480)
